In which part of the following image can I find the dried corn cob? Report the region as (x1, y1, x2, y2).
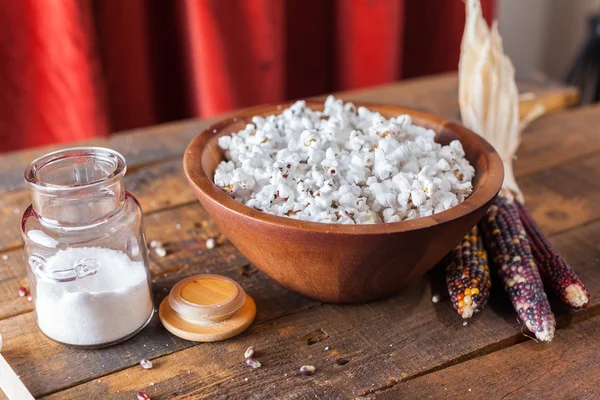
(516, 201, 590, 309)
(446, 226, 491, 318)
(480, 195, 556, 342)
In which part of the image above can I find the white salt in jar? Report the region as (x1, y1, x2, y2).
(21, 148, 154, 348)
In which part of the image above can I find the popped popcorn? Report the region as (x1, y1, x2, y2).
(214, 97, 475, 224)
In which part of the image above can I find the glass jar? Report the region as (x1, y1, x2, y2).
(21, 147, 154, 348)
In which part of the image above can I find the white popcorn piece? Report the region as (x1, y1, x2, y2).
(213, 97, 475, 224)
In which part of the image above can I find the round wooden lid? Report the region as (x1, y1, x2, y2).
(159, 274, 256, 342)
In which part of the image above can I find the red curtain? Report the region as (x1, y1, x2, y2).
(0, 0, 495, 152)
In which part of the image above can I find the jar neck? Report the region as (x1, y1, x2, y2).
(25, 148, 127, 225)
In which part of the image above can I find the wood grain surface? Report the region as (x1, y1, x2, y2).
(0, 73, 594, 400)
(377, 316, 600, 400)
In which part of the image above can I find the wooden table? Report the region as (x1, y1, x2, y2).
(0, 73, 597, 400)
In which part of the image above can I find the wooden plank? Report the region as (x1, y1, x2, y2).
(0, 118, 214, 191)
(0, 224, 594, 398)
(334, 73, 577, 122)
(516, 75, 580, 120)
(520, 154, 600, 235)
(0, 249, 31, 320)
(515, 104, 600, 177)
(0, 249, 314, 398)
(14, 277, 515, 399)
(376, 315, 600, 400)
(39, 268, 598, 400)
(0, 268, 314, 398)
(3, 208, 596, 398)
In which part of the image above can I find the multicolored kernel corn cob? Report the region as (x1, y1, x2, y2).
(516, 201, 590, 309)
(446, 226, 491, 318)
(480, 195, 556, 342)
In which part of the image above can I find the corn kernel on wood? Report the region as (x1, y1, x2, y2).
(480, 195, 556, 342)
(516, 201, 590, 309)
(445, 226, 491, 318)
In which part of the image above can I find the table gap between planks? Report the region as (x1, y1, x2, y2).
(0, 73, 597, 399)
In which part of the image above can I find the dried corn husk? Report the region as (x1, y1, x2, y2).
(459, 0, 545, 202)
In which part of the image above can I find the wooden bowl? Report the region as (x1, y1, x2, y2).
(183, 102, 503, 303)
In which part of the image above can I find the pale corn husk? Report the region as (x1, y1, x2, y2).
(459, 0, 545, 203)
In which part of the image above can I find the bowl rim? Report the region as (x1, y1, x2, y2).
(183, 101, 504, 235)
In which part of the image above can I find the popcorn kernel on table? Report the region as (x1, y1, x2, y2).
(154, 246, 167, 257)
(245, 358, 262, 369)
(244, 346, 255, 359)
(206, 238, 216, 249)
(480, 195, 556, 342)
(300, 365, 315, 376)
(445, 226, 491, 318)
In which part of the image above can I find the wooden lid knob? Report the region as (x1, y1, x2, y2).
(159, 274, 256, 342)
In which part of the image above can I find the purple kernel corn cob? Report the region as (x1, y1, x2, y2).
(480, 195, 556, 342)
(446, 226, 491, 318)
(516, 201, 590, 309)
